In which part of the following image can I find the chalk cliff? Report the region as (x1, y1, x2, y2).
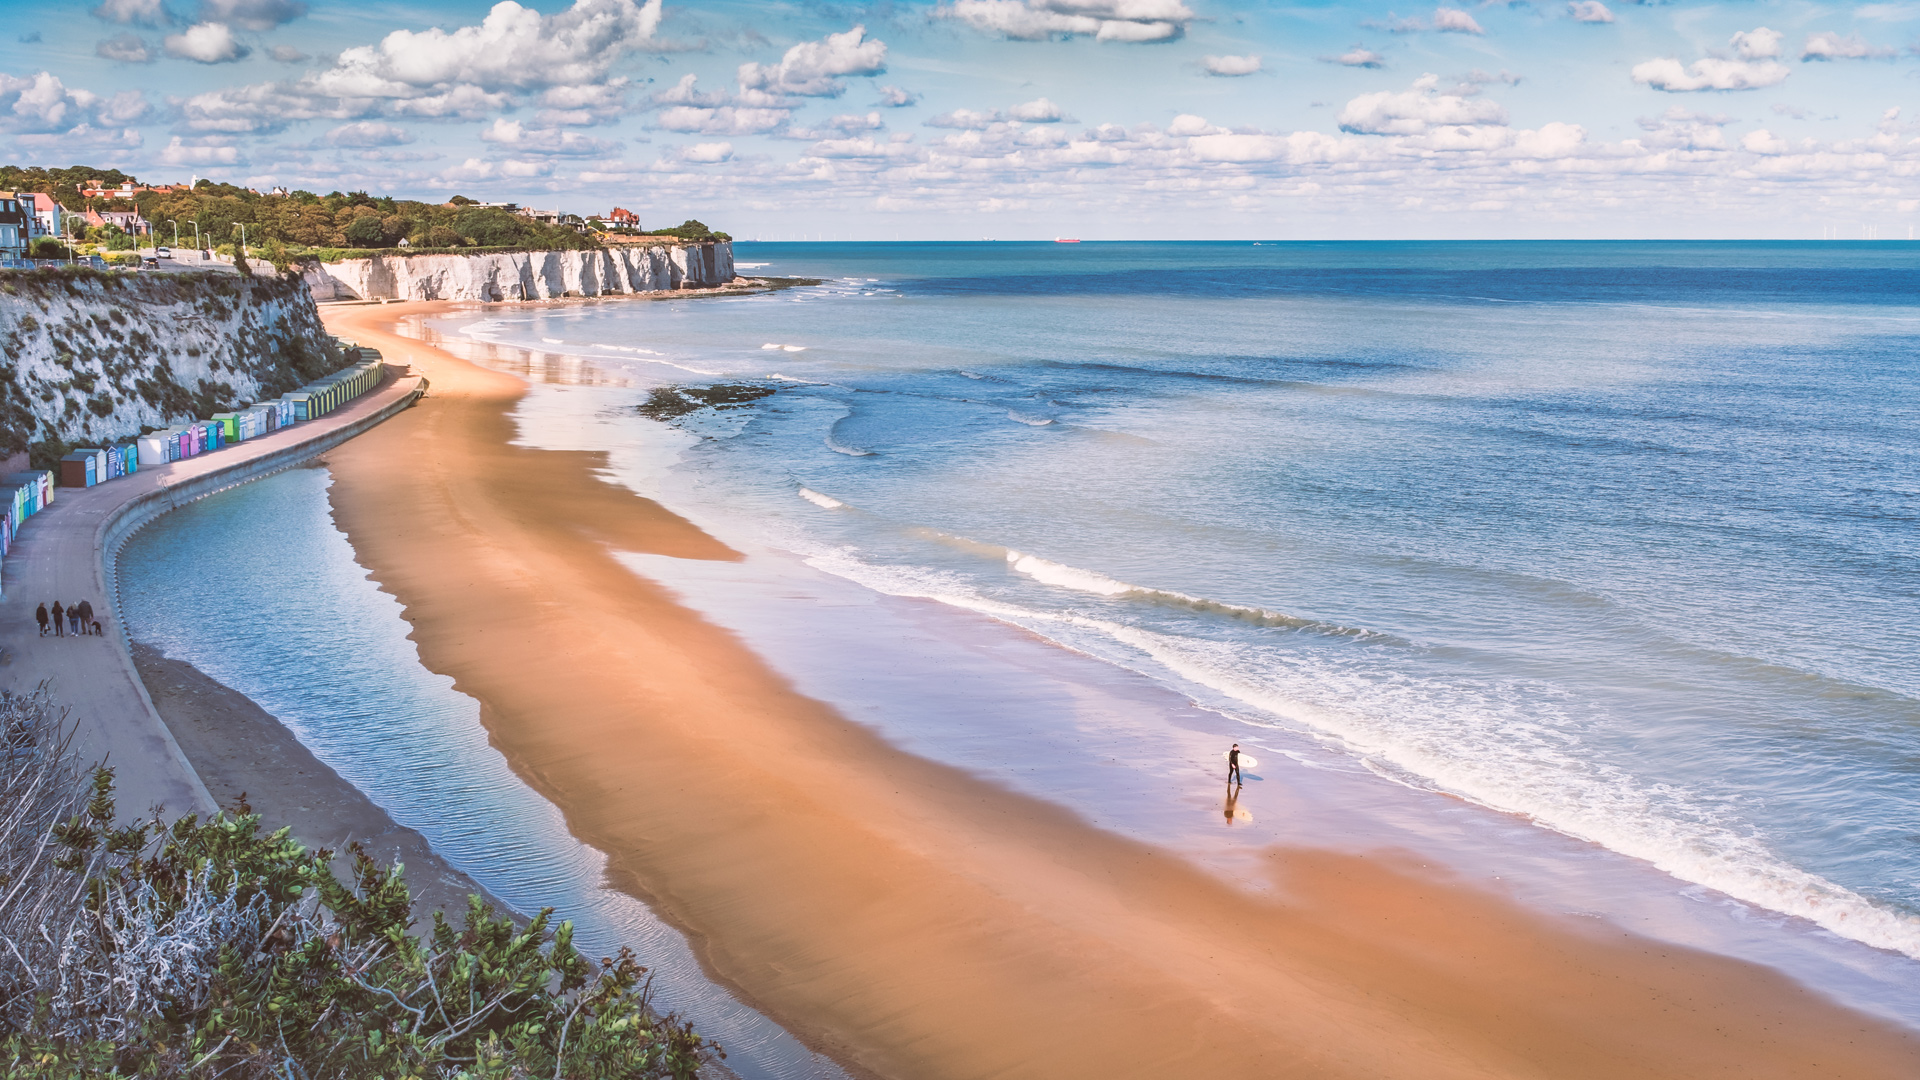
(301, 242, 734, 302)
(0, 270, 340, 460)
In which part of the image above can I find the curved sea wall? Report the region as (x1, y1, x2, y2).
(301, 242, 735, 303)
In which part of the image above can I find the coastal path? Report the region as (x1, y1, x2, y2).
(0, 368, 426, 822)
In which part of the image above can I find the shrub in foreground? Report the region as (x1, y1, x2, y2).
(0, 688, 717, 1079)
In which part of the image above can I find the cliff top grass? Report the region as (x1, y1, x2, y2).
(1, 164, 728, 255)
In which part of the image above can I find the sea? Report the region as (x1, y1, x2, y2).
(118, 242, 1920, 1075)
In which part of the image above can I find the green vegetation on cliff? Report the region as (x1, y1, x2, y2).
(0, 689, 716, 1080)
(0, 167, 727, 255)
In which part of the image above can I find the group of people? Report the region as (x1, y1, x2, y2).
(36, 600, 101, 638)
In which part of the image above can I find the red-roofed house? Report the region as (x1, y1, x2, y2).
(607, 207, 640, 228)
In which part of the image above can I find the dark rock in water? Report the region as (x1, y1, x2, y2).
(637, 383, 777, 421)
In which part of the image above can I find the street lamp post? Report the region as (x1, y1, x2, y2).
(169, 220, 179, 250)
(238, 223, 247, 259)
(190, 221, 200, 255)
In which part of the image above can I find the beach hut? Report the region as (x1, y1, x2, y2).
(59, 452, 97, 488)
(4, 472, 53, 512)
(281, 392, 315, 422)
(212, 413, 240, 442)
(202, 420, 224, 451)
(138, 434, 168, 467)
(90, 448, 108, 483)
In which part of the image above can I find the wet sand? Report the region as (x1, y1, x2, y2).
(316, 299, 1920, 1080)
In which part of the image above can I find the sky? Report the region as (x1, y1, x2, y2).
(3, 0, 1920, 238)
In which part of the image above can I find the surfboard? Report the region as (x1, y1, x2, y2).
(1221, 751, 1259, 769)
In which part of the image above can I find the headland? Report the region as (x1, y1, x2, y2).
(312, 299, 1920, 1080)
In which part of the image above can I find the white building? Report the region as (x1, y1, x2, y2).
(22, 193, 65, 241)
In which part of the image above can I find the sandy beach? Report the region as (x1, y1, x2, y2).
(315, 298, 1920, 1080)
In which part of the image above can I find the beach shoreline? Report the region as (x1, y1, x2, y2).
(308, 298, 1920, 1080)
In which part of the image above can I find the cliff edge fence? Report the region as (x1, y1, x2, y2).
(301, 240, 735, 302)
(0, 269, 342, 466)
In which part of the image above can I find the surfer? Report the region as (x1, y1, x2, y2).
(1227, 743, 1242, 786)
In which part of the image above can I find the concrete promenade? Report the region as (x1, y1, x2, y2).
(0, 369, 426, 821)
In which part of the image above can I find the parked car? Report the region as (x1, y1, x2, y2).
(156, 246, 172, 258)
(87, 255, 106, 269)
(143, 257, 159, 269)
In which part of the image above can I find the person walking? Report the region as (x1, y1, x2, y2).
(35, 603, 49, 636)
(49, 600, 64, 638)
(75, 599, 94, 635)
(1226, 743, 1242, 786)
(66, 603, 80, 637)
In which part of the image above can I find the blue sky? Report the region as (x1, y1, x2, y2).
(3, 0, 1920, 238)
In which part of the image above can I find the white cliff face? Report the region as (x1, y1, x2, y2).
(0, 271, 338, 455)
(301, 242, 735, 302)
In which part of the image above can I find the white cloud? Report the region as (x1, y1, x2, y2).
(806, 135, 919, 159)
(1203, 54, 1262, 76)
(1635, 105, 1731, 149)
(1324, 47, 1385, 67)
(537, 79, 630, 124)
(158, 135, 242, 165)
(1166, 114, 1226, 136)
(317, 0, 660, 96)
(1337, 73, 1508, 134)
(937, 0, 1196, 44)
(0, 71, 101, 134)
(1800, 32, 1894, 60)
(654, 73, 727, 107)
(479, 117, 621, 154)
(826, 111, 885, 132)
(737, 26, 887, 98)
(876, 85, 919, 107)
(1008, 97, 1070, 121)
(1631, 56, 1789, 91)
(926, 107, 1004, 130)
(92, 0, 169, 26)
(270, 44, 307, 62)
(655, 105, 789, 135)
(165, 22, 250, 63)
(925, 98, 1073, 129)
(1742, 128, 1791, 153)
(197, 0, 306, 31)
(1432, 7, 1485, 34)
(326, 120, 413, 147)
(96, 33, 153, 62)
(1732, 27, 1783, 60)
(1567, 1, 1613, 23)
(175, 0, 661, 133)
(96, 89, 152, 125)
(1633, 31, 1790, 91)
(678, 141, 733, 162)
